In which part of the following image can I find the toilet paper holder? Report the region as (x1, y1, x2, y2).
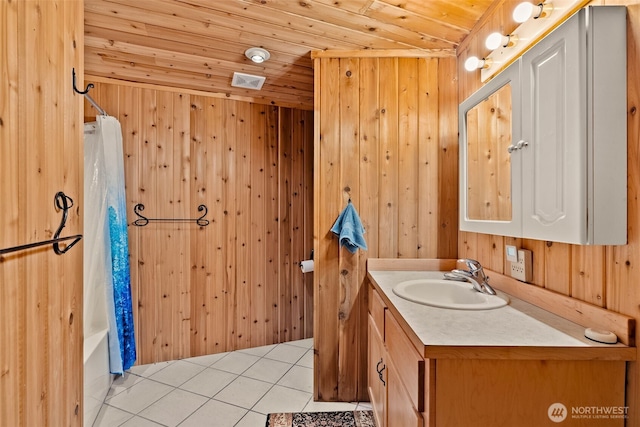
(299, 250, 314, 273)
(299, 249, 314, 266)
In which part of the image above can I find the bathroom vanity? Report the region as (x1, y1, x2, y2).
(367, 259, 635, 427)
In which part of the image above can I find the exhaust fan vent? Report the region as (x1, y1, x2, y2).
(231, 72, 266, 90)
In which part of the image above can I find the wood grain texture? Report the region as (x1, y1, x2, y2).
(314, 56, 458, 401)
(435, 359, 626, 427)
(458, 0, 640, 416)
(0, 1, 83, 425)
(83, 0, 496, 109)
(86, 81, 314, 364)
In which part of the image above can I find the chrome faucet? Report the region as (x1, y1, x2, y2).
(443, 259, 497, 295)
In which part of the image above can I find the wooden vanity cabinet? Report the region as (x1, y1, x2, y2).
(367, 281, 628, 427)
(368, 283, 425, 427)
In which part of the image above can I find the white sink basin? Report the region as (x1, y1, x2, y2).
(392, 279, 509, 310)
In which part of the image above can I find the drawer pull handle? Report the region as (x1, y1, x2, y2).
(376, 358, 386, 386)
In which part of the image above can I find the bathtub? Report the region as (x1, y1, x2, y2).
(84, 328, 113, 427)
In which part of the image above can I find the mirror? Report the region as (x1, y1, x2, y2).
(459, 63, 521, 237)
(465, 83, 512, 221)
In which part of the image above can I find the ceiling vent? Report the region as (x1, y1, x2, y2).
(231, 72, 266, 90)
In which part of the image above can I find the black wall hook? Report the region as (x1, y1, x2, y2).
(72, 68, 94, 95)
(0, 191, 82, 256)
(52, 192, 82, 255)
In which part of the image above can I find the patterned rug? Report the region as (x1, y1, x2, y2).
(265, 410, 375, 427)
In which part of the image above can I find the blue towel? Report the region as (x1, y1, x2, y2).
(331, 201, 367, 253)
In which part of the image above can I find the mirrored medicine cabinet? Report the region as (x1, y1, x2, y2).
(458, 6, 628, 245)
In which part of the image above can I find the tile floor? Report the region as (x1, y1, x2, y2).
(93, 338, 372, 426)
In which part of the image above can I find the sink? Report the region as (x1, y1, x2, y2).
(392, 279, 509, 310)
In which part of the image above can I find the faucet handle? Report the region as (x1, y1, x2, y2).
(458, 258, 483, 273)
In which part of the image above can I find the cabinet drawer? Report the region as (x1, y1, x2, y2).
(385, 310, 424, 412)
(369, 284, 386, 338)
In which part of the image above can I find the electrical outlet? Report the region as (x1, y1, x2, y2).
(508, 248, 533, 282)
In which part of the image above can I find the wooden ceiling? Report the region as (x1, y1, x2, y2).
(84, 0, 494, 110)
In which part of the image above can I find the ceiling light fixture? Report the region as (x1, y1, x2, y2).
(464, 56, 493, 72)
(485, 32, 519, 50)
(245, 47, 270, 64)
(513, 1, 553, 23)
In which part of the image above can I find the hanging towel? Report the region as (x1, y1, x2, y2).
(331, 201, 368, 254)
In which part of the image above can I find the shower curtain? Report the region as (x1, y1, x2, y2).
(84, 115, 136, 374)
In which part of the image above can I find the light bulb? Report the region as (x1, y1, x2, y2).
(513, 2, 535, 23)
(485, 33, 518, 50)
(464, 56, 481, 71)
(486, 32, 507, 50)
(251, 55, 265, 63)
(464, 56, 492, 72)
(513, 2, 552, 23)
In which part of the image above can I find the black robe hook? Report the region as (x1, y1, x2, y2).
(72, 68, 94, 95)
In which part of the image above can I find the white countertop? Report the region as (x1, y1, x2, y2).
(369, 270, 622, 348)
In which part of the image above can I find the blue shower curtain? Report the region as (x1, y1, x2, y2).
(86, 115, 136, 374)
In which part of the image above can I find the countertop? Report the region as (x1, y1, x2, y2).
(368, 269, 635, 360)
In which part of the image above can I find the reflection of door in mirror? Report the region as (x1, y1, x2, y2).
(466, 83, 512, 221)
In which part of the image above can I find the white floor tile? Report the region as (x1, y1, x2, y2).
(127, 361, 174, 378)
(211, 351, 260, 374)
(105, 378, 173, 414)
(95, 338, 377, 427)
(286, 338, 314, 349)
(252, 384, 312, 414)
(107, 372, 146, 398)
(277, 365, 313, 393)
(213, 376, 272, 409)
(92, 404, 134, 427)
(180, 399, 248, 427)
(356, 401, 373, 411)
(237, 343, 277, 357)
(179, 367, 237, 397)
(119, 416, 164, 427)
(182, 352, 228, 367)
(138, 388, 208, 427)
(264, 343, 308, 364)
(235, 410, 268, 426)
(148, 360, 206, 387)
(296, 349, 314, 368)
(242, 357, 292, 383)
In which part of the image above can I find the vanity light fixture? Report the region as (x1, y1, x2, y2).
(480, 0, 586, 83)
(244, 47, 270, 64)
(485, 32, 519, 50)
(464, 56, 493, 72)
(513, 1, 553, 23)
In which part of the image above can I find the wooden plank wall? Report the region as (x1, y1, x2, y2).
(457, 0, 640, 418)
(0, 1, 84, 426)
(85, 81, 314, 364)
(313, 55, 458, 402)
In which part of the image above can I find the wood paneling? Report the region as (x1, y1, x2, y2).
(458, 0, 640, 418)
(314, 55, 458, 402)
(85, 80, 314, 363)
(83, 0, 495, 110)
(0, 1, 84, 425)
